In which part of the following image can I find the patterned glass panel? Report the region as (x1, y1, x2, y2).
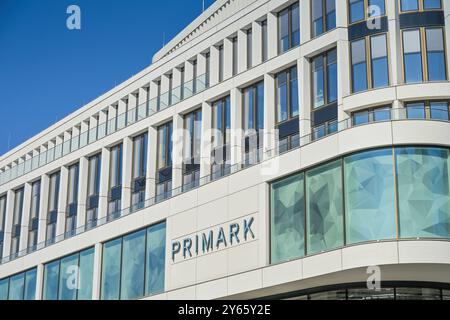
(306, 160, 344, 254)
(271, 173, 305, 263)
(396, 147, 450, 238)
(345, 149, 396, 243)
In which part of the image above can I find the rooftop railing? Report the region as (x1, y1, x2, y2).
(0, 108, 449, 265)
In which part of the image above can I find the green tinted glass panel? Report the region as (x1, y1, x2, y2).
(307, 160, 344, 254)
(78, 247, 94, 300)
(345, 149, 396, 243)
(396, 147, 450, 238)
(271, 173, 305, 263)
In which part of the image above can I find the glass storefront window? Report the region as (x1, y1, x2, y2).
(306, 160, 344, 254)
(271, 173, 305, 264)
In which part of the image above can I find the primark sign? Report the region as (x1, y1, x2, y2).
(171, 215, 257, 262)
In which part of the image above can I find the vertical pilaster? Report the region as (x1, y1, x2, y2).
(230, 87, 244, 165)
(210, 45, 220, 86)
(267, 12, 278, 60)
(121, 137, 133, 211)
(98, 147, 110, 220)
(200, 102, 212, 178)
(253, 21, 263, 66)
(2, 190, 14, 258)
(172, 114, 184, 191)
(37, 174, 49, 244)
(223, 38, 233, 80)
(146, 127, 158, 201)
(35, 264, 44, 300)
(387, 0, 401, 86)
(56, 165, 68, 236)
(263, 74, 276, 159)
(337, 36, 351, 122)
(76, 157, 88, 229)
(300, 0, 311, 43)
(91, 243, 102, 300)
(298, 57, 312, 137)
(238, 29, 248, 73)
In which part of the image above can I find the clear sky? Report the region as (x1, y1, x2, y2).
(0, 0, 215, 156)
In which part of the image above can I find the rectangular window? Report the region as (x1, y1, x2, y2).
(86, 154, 101, 228)
(351, 105, 392, 125)
(405, 101, 450, 120)
(261, 20, 268, 62)
(349, 0, 386, 24)
(211, 96, 231, 178)
(312, 48, 337, 109)
(100, 221, 166, 300)
(180, 67, 185, 100)
(247, 28, 253, 69)
(278, 3, 300, 54)
(28, 180, 40, 252)
(10, 188, 24, 257)
(232, 37, 238, 76)
(351, 33, 389, 92)
(0, 268, 37, 300)
(218, 45, 224, 82)
(403, 27, 447, 83)
(192, 59, 198, 94)
(276, 66, 299, 123)
(156, 123, 172, 201)
(47, 171, 60, 243)
(243, 81, 264, 164)
(43, 247, 94, 300)
(183, 109, 202, 191)
(66, 163, 79, 236)
(132, 133, 148, 209)
(400, 0, 442, 12)
(108, 144, 122, 217)
(312, 0, 336, 37)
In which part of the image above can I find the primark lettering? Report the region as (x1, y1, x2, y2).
(171, 217, 255, 261)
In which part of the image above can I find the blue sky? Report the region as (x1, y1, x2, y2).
(0, 0, 215, 156)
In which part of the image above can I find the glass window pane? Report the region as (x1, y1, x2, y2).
(403, 30, 423, 83)
(0, 279, 8, 300)
(312, 0, 323, 37)
(423, 0, 441, 9)
(426, 28, 446, 81)
(290, 67, 299, 117)
(326, 0, 336, 31)
(344, 149, 396, 244)
(368, 0, 385, 17)
(279, 9, 289, 53)
(406, 103, 426, 119)
(396, 147, 450, 238)
(430, 102, 449, 120)
(327, 49, 338, 103)
(121, 229, 146, 300)
(101, 238, 122, 300)
(353, 111, 369, 125)
(374, 107, 392, 121)
(271, 173, 305, 263)
(277, 71, 288, 122)
(350, 0, 365, 23)
(24, 269, 37, 300)
(78, 247, 94, 300)
(306, 160, 344, 254)
(401, 0, 419, 11)
(43, 260, 60, 300)
(371, 34, 389, 88)
(146, 222, 166, 295)
(8, 273, 25, 300)
(351, 39, 368, 92)
(58, 253, 79, 300)
(313, 56, 325, 108)
(291, 4, 300, 47)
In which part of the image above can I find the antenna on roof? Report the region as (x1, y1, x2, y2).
(162, 32, 166, 47)
(202, 0, 205, 12)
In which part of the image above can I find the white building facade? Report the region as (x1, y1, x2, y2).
(0, 0, 450, 300)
